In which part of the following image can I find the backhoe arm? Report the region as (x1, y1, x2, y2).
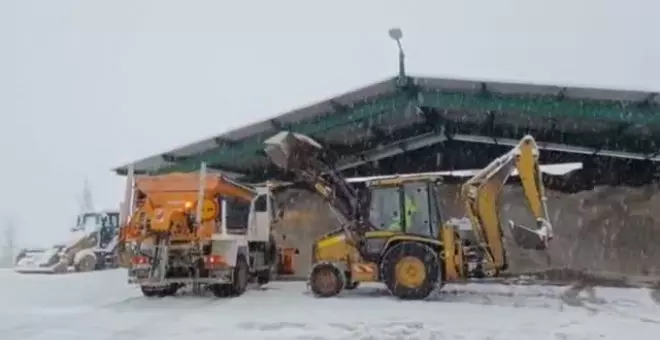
(460, 135, 553, 271)
(263, 131, 371, 245)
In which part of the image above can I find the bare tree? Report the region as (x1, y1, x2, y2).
(0, 217, 16, 268)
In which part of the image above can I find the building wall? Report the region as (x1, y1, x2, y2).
(272, 184, 660, 279)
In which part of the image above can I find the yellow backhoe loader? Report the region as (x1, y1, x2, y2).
(263, 131, 563, 300)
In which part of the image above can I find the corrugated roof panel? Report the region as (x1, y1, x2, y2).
(415, 77, 482, 92)
(318, 126, 369, 144)
(222, 120, 274, 141)
(624, 124, 654, 138)
(275, 102, 333, 125)
(485, 82, 561, 96)
(130, 157, 175, 173)
(563, 88, 650, 102)
(170, 138, 220, 157)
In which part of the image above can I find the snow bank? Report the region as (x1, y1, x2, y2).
(272, 184, 660, 280)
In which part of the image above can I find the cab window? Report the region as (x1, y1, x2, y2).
(101, 212, 119, 230)
(75, 213, 100, 231)
(254, 194, 267, 212)
(428, 184, 443, 237)
(402, 182, 432, 237)
(368, 186, 401, 230)
(224, 197, 251, 233)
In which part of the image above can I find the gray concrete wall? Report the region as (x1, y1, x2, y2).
(272, 184, 660, 279)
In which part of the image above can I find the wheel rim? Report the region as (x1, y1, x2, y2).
(313, 267, 339, 294)
(394, 256, 426, 289)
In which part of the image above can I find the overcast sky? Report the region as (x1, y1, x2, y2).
(1, 0, 658, 246)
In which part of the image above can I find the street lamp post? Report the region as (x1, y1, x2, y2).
(388, 27, 406, 79)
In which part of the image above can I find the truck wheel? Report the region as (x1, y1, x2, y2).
(159, 284, 180, 297)
(141, 284, 178, 297)
(256, 269, 271, 285)
(380, 242, 440, 300)
(210, 284, 233, 298)
(211, 254, 249, 298)
(75, 254, 97, 272)
(231, 254, 249, 296)
(309, 263, 344, 298)
(140, 286, 161, 297)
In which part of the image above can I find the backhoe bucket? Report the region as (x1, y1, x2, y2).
(264, 131, 323, 172)
(508, 220, 550, 250)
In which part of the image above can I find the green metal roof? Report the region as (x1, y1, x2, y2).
(113, 75, 660, 176)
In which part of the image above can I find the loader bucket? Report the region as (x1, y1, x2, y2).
(508, 221, 550, 250)
(264, 131, 323, 172)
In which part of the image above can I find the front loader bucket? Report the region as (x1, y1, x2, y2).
(264, 131, 323, 173)
(508, 221, 550, 250)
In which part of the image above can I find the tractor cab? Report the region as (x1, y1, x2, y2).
(364, 177, 443, 239)
(73, 211, 120, 248)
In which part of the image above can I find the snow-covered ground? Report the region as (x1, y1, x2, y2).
(0, 269, 658, 340)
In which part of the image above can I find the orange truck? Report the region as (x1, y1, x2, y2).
(118, 163, 296, 298)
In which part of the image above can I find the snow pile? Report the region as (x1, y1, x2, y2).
(273, 184, 660, 281)
(496, 184, 660, 277)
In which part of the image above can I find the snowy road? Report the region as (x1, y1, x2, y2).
(0, 269, 659, 340)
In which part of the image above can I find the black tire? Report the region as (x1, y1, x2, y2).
(210, 284, 233, 297)
(309, 263, 344, 298)
(211, 253, 249, 298)
(380, 241, 441, 300)
(160, 284, 180, 297)
(75, 254, 98, 272)
(140, 286, 161, 297)
(256, 269, 271, 285)
(140, 284, 179, 298)
(344, 281, 360, 290)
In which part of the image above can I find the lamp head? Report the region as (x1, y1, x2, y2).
(388, 27, 403, 41)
